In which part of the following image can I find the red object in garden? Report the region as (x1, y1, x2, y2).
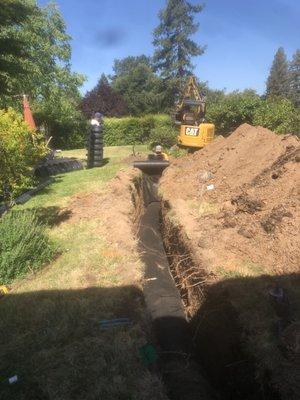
(23, 94, 36, 130)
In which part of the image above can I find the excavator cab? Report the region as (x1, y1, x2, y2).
(174, 77, 215, 150)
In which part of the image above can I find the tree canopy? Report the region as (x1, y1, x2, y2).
(153, 0, 204, 95)
(111, 56, 169, 115)
(0, 0, 37, 94)
(81, 74, 128, 118)
(266, 47, 289, 98)
(288, 49, 300, 107)
(112, 55, 152, 78)
(0, 0, 86, 148)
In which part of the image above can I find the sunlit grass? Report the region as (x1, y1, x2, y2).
(0, 145, 166, 400)
(18, 145, 148, 209)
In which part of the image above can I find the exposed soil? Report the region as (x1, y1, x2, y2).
(56, 131, 299, 400)
(65, 169, 143, 285)
(161, 123, 300, 276)
(159, 124, 300, 399)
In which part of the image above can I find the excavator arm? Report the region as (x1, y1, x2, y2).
(175, 76, 206, 124)
(174, 76, 215, 150)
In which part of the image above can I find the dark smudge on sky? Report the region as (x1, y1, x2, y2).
(95, 28, 126, 47)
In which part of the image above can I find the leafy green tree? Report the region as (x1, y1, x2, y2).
(197, 80, 225, 103)
(153, 0, 204, 96)
(81, 74, 128, 118)
(206, 90, 262, 135)
(111, 56, 168, 115)
(27, 2, 86, 148)
(0, 1, 86, 148)
(33, 86, 87, 149)
(266, 47, 289, 97)
(112, 55, 152, 77)
(253, 97, 299, 135)
(0, 0, 36, 94)
(288, 49, 300, 107)
(13, 2, 85, 98)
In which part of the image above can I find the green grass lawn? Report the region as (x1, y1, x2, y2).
(0, 145, 166, 400)
(62, 144, 147, 163)
(24, 145, 148, 209)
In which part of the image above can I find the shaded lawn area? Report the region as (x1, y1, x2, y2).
(0, 145, 166, 400)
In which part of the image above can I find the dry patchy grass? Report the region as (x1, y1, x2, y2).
(0, 146, 166, 400)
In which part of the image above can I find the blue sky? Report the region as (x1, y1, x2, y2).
(39, 0, 300, 94)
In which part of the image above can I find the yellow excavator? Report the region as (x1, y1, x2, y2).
(133, 76, 215, 175)
(174, 76, 215, 151)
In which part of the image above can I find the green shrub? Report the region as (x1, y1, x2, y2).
(206, 90, 262, 135)
(148, 114, 177, 148)
(168, 147, 188, 158)
(48, 119, 88, 150)
(0, 108, 47, 201)
(103, 114, 173, 145)
(103, 116, 140, 145)
(33, 93, 88, 150)
(205, 91, 300, 136)
(148, 125, 178, 149)
(253, 98, 300, 135)
(0, 210, 55, 284)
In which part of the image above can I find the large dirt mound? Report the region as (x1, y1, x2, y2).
(160, 124, 300, 399)
(161, 123, 300, 275)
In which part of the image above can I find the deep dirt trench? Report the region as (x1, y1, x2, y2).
(132, 174, 279, 400)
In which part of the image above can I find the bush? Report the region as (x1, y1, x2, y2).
(253, 98, 300, 135)
(0, 210, 56, 284)
(45, 118, 88, 150)
(168, 147, 188, 158)
(103, 114, 174, 146)
(33, 98, 88, 150)
(206, 90, 262, 135)
(0, 108, 47, 202)
(205, 91, 300, 136)
(148, 114, 177, 148)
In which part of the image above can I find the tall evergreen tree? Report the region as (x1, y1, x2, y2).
(81, 74, 128, 118)
(266, 47, 289, 97)
(288, 49, 300, 107)
(153, 0, 204, 90)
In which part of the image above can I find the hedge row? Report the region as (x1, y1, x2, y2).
(103, 114, 176, 146)
(206, 94, 300, 136)
(101, 97, 299, 149)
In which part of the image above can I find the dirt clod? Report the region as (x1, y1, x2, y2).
(232, 194, 265, 214)
(237, 227, 254, 239)
(261, 205, 293, 233)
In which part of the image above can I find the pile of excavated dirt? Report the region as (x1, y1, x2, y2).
(161, 124, 300, 276)
(160, 124, 300, 399)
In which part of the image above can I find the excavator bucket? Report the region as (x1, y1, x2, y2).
(133, 160, 169, 176)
